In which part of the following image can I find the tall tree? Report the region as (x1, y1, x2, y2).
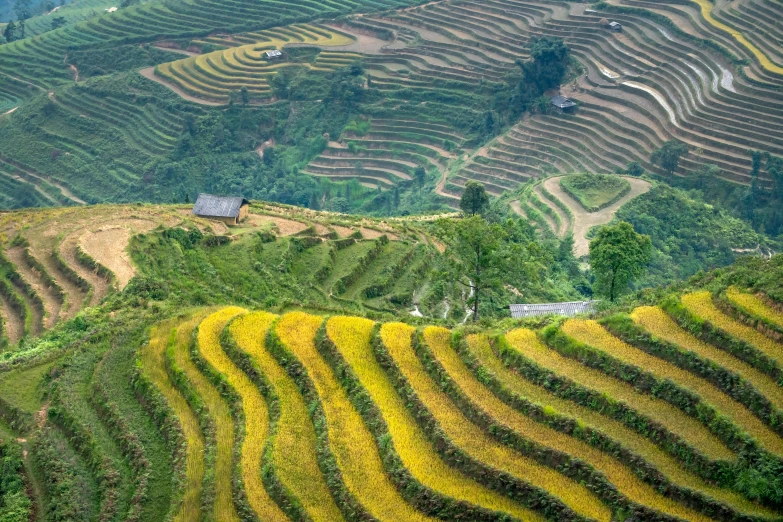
(437, 216, 507, 321)
(414, 166, 426, 197)
(651, 140, 689, 175)
(589, 221, 651, 301)
(460, 180, 489, 216)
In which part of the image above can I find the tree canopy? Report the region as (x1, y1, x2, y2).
(459, 181, 490, 216)
(651, 140, 689, 175)
(589, 221, 652, 301)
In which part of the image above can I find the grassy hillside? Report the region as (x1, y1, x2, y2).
(0, 242, 781, 521)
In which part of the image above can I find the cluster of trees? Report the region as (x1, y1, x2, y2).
(439, 181, 652, 320)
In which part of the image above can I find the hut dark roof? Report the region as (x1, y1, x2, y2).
(551, 95, 577, 109)
(509, 301, 596, 319)
(192, 194, 248, 218)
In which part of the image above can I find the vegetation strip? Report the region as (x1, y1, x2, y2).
(381, 322, 593, 521)
(683, 292, 783, 362)
(628, 306, 783, 424)
(138, 315, 206, 522)
(475, 330, 772, 520)
(327, 317, 539, 521)
(438, 328, 723, 522)
(276, 311, 433, 521)
(561, 320, 783, 457)
(229, 312, 344, 522)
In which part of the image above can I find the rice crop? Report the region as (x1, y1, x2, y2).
(190, 307, 246, 522)
(682, 291, 783, 364)
(196, 309, 288, 521)
(389, 324, 603, 521)
(230, 312, 345, 522)
(334, 319, 542, 521)
(474, 329, 772, 518)
(277, 312, 432, 521)
(562, 319, 783, 456)
(725, 287, 783, 330)
(632, 305, 783, 412)
(140, 314, 206, 522)
(504, 329, 735, 462)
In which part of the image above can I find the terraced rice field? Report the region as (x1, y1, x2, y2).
(153, 24, 361, 103)
(341, 0, 783, 196)
(0, 203, 435, 347)
(127, 284, 783, 520)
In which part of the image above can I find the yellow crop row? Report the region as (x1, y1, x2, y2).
(464, 332, 708, 522)
(690, 0, 783, 75)
(277, 312, 431, 521)
(726, 286, 783, 330)
(632, 306, 783, 412)
(479, 329, 771, 516)
(683, 291, 783, 366)
(563, 320, 783, 457)
(503, 329, 735, 461)
(389, 325, 600, 521)
(141, 314, 207, 522)
(188, 307, 244, 522)
(196, 309, 288, 521)
(332, 319, 541, 521)
(231, 313, 345, 522)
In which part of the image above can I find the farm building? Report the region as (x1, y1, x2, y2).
(264, 49, 283, 60)
(509, 301, 596, 319)
(551, 95, 577, 111)
(192, 194, 249, 225)
(608, 21, 622, 32)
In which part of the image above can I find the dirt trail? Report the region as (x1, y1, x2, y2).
(0, 292, 23, 344)
(533, 184, 571, 236)
(543, 176, 652, 257)
(139, 67, 224, 106)
(5, 248, 62, 329)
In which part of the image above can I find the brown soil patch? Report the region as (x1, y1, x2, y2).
(331, 225, 355, 238)
(79, 228, 134, 290)
(249, 215, 309, 236)
(312, 223, 330, 236)
(0, 293, 23, 344)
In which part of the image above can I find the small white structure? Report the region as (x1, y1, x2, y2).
(509, 301, 597, 319)
(105, 6, 118, 12)
(264, 49, 283, 60)
(608, 21, 622, 32)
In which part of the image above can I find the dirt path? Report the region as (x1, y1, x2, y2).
(543, 176, 652, 257)
(0, 292, 23, 345)
(533, 184, 570, 236)
(5, 248, 62, 329)
(138, 67, 224, 106)
(69, 64, 78, 83)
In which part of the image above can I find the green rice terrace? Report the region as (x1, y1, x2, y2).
(0, 0, 783, 519)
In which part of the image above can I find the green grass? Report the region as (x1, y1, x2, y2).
(559, 174, 631, 212)
(0, 359, 58, 413)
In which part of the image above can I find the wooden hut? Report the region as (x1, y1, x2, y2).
(192, 194, 249, 225)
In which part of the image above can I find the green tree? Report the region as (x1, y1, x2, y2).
(50, 16, 66, 30)
(626, 161, 644, 177)
(589, 221, 651, 301)
(651, 140, 689, 175)
(459, 180, 489, 217)
(240, 86, 249, 105)
(414, 166, 426, 196)
(437, 216, 507, 321)
(520, 36, 571, 92)
(3, 21, 16, 43)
